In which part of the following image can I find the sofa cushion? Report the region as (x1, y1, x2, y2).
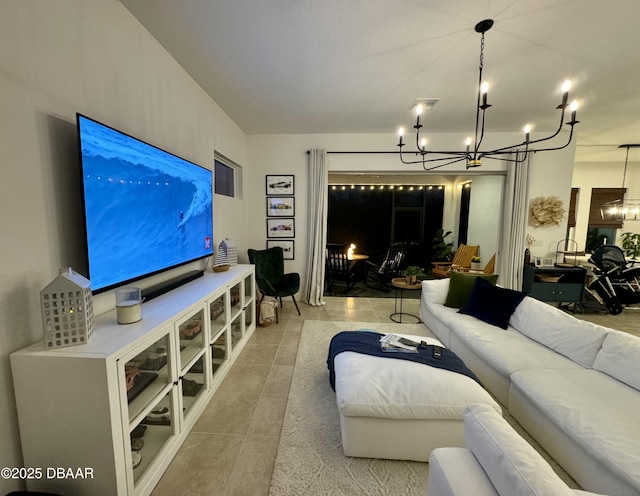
(510, 368, 640, 492)
(444, 310, 583, 377)
(459, 278, 527, 329)
(593, 331, 640, 391)
(464, 404, 575, 496)
(334, 333, 501, 420)
(510, 296, 607, 368)
(422, 278, 450, 306)
(444, 271, 499, 308)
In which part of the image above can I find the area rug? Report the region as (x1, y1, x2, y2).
(269, 320, 436, 496)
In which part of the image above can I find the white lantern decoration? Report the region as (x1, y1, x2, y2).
(40, 268, 95, 350)
(220, 238, 238, 266)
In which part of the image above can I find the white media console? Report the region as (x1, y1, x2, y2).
(11, 265, 256, 496)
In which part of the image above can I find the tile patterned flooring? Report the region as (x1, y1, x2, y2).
(151, 296, 638, 495)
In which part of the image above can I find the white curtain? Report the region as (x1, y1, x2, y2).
(304, 149, 328, 306)
(499, 153, 530, 290)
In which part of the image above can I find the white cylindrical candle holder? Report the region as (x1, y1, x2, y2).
(116, 287, 142, 324)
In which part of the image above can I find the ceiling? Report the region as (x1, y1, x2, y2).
(119, 0, 640, 162)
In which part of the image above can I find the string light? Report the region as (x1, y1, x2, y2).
(328, 183, 448, 191)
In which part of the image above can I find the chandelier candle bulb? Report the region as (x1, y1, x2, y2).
(570, 100, 579, 122)
(561, 80, 571, 106)
(481, 81, 489, 107)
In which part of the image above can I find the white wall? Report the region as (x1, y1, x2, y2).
(524, 145, 577, 259)
(572, 160, 640, 248)
(0, 1, 247, 490)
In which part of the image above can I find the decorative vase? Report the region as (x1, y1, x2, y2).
(406, 275, 417, 284)
(470, 262, 482, 270)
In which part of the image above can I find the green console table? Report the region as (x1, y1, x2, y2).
(523, 264, 586, 305)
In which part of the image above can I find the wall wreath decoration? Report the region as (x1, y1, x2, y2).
(529, 195, 565, 227)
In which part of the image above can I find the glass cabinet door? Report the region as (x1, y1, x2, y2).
(244, 303, 254, 330)
(124, 331, 174, 424)
(230, 313, 242, 351)
(230, 281, 241, 316)
(211, 330, 228, 381)
(243, 272, 254, 305)
(177, 307, 206, 373)
(209, 292, 227, 337)
(180, 351, 207, 422)
(130, 389, 176, 486)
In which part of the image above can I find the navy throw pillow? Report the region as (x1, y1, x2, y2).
(459, 277, 527, 329)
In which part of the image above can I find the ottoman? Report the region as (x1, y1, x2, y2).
(333, 333, 501, 462)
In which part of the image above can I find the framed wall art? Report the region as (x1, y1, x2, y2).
(266, 218, 295, 238)
(266, 175, 294, 195)
(266, 196, 295, 217)
(267, 240, 294, 260)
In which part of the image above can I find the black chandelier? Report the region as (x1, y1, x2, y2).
(397, 19, 580, 171)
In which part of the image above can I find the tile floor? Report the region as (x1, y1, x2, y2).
(151, 296, 638, 495)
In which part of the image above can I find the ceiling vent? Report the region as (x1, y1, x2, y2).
(409, 98, 440, 111)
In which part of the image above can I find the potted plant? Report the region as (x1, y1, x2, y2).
(621, 232, 640, 259)
(470, 256, 482, 270)
(403, 266, 424, 285)
(431, 229, 453, 262)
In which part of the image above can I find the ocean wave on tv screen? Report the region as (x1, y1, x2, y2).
(82, 150, 212, 291)
(79, 116, 211, 187)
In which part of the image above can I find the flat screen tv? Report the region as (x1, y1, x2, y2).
(77, 114, 213, 294)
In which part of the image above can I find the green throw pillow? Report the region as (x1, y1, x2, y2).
(444, 271, 499, 308)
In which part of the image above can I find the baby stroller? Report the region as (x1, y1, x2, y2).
(585, 245, 640, 315)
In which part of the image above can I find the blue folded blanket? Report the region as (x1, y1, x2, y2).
(327, 330, 480, 391)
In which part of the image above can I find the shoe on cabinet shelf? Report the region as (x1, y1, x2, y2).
(144, 406, 171, 425)
(132, 451, 142, 469)
(181, 321, 202, 340)
(131, 424, 147, 438)
(182, 379, 203, 397)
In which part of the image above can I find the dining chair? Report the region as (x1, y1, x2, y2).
(325, 243, 356, 293)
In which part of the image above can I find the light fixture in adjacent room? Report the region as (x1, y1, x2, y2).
(397, 19, 580, 171)
(600, 145, 640, 221)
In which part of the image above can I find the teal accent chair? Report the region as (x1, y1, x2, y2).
(248, 247, 301, 315)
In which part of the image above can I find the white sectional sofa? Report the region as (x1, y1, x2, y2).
(428, 404, 604, 496)
(420, 277, 640, 496)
